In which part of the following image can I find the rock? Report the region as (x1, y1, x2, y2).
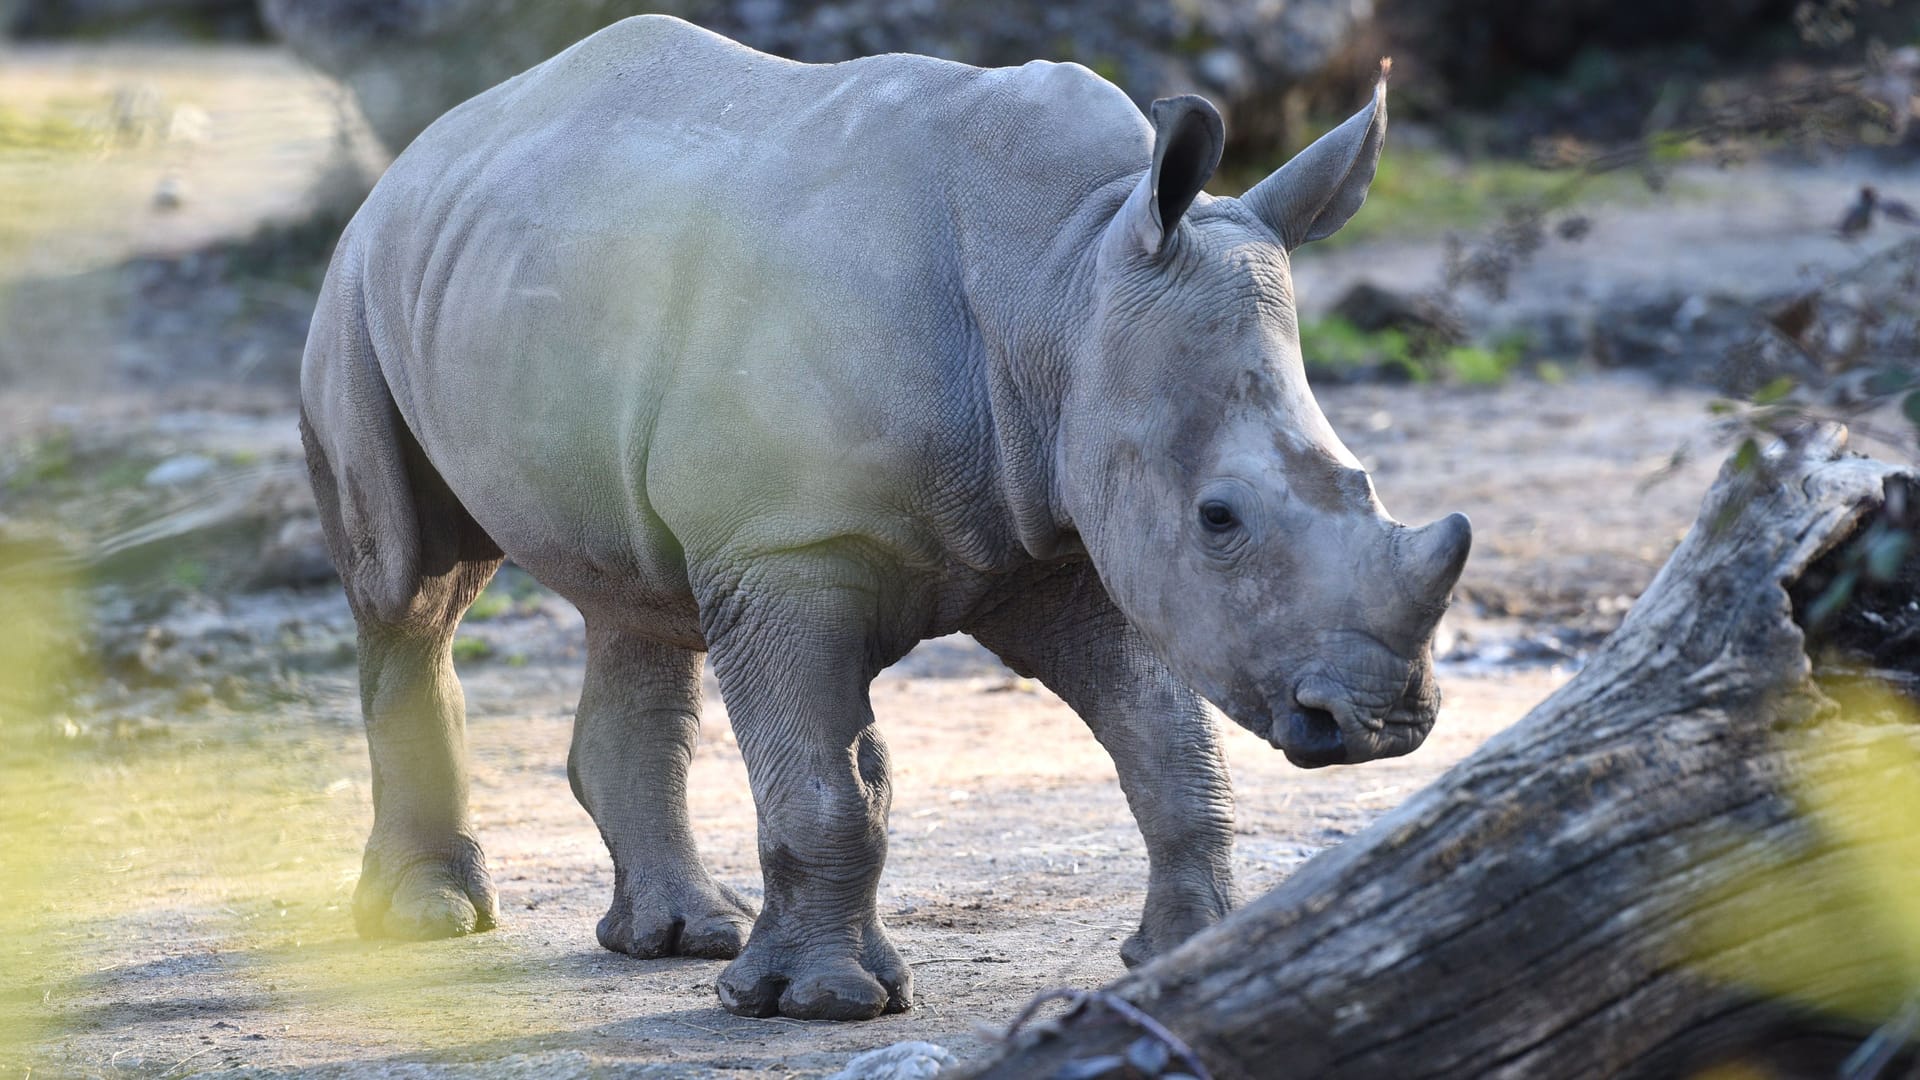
(152, 173, 185, 211)
(1375, 0, 1795, 106)
(828, 1040, 957, 1080)
(1331, 281, 1468, 346)
(247, 515, 335, 590)
(6, 0, 262, 39)
(144, 453, 214, 487)
(260, 0, 1372, 156)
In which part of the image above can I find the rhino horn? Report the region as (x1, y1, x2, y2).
(1400, 512, 1472, 607)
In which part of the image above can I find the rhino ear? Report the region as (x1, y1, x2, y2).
(1243, 61, 1389, 250)
(1120, 94, 1225, 252)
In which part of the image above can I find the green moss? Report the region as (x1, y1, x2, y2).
(450, 636, 493, 664)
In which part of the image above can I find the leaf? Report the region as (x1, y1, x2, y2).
(1865, 366, 1914, 396)
(1904, 390, 1920, 430)
(1752, 375, 1796, 406)
(1731, 438, 1761, 475)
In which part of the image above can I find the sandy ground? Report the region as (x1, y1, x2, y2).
(0, 39, 1882, 1080)
(9, 650, 1566, 1078)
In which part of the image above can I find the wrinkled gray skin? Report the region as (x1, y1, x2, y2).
(300, 16, 1471, 1022)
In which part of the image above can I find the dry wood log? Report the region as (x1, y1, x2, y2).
(959, 425, 1920, 1080)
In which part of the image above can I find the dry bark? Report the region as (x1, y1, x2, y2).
(960, 425, 1920, 1080)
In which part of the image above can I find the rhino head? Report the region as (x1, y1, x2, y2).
(1059, 73, 1471, 768)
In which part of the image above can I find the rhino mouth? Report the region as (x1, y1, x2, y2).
(1268, 706, 1347, 768)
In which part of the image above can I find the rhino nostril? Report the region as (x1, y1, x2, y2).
(1295, 686, 1383, 734)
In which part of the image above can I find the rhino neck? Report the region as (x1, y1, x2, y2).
(957, 171, 1136, 563)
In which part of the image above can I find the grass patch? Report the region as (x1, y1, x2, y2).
(1300, 316, 1530, 385)
(3, 431, 76, 491)
(0, 105, 100, 155)
(1300, 316, 1419, 381)
(1440, 334, 1530, 385)
(464, 588, 513, 622)
(165, 555, 209, 590)
(1221, 146, 1636, 247)
(465, 567, 549, 623)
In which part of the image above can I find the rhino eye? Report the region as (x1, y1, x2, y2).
(1198, 500, 1238, 533)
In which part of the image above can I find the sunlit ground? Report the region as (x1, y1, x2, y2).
(0, 43, 372, 282)
(0, 560, 584, 1072)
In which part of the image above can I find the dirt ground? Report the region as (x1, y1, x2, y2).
(4, 375, 1712, 1077)
(0, 41, 1889, 1080)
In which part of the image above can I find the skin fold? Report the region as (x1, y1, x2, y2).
(299, 15, 1471, 1021)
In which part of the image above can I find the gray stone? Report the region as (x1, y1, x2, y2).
(144, 453, 214, 487)
(827, 1041, 957, 1080)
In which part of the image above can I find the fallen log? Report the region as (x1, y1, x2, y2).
(960, 424, 1920, 1080)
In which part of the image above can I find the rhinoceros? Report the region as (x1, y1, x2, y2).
(300, 15, 1471, 1021)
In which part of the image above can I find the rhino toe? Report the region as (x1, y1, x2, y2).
(715, 920, 910, 1021)
(354, 842, 498, 941)
(598, 878, 755, 960)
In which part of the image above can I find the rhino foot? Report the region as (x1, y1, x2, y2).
(352, 832, 497, 941)
(1119, 887, 1234, 968)
(598, 877, 756, 960)
(1120, 927, 1173, 968)
(716, 920, 911, 1021)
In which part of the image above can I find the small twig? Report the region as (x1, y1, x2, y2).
(1002, 987, 1214, 1080)
(1841, 994, 1920, 1080)
(668, 1017, 722, 1036)
(1056, 918, 1131, 932)
(160, 1046, 216, 1077)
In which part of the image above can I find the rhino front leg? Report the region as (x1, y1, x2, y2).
(969, 565, 1238, 967)
(569, 625, 756, 959)
(700, 577, 910, 1021)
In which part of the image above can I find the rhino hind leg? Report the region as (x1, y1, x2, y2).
(302, 372, 505, 942)
(969, 564, 1240, 967)
(569, 625, 756, 959)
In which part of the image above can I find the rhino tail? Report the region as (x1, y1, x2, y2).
(299, 269, 423, 627)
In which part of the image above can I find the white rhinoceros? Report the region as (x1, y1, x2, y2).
(300, 15, 1470, 1021)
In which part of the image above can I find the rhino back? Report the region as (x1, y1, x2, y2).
(342, 15, 1146, 628)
